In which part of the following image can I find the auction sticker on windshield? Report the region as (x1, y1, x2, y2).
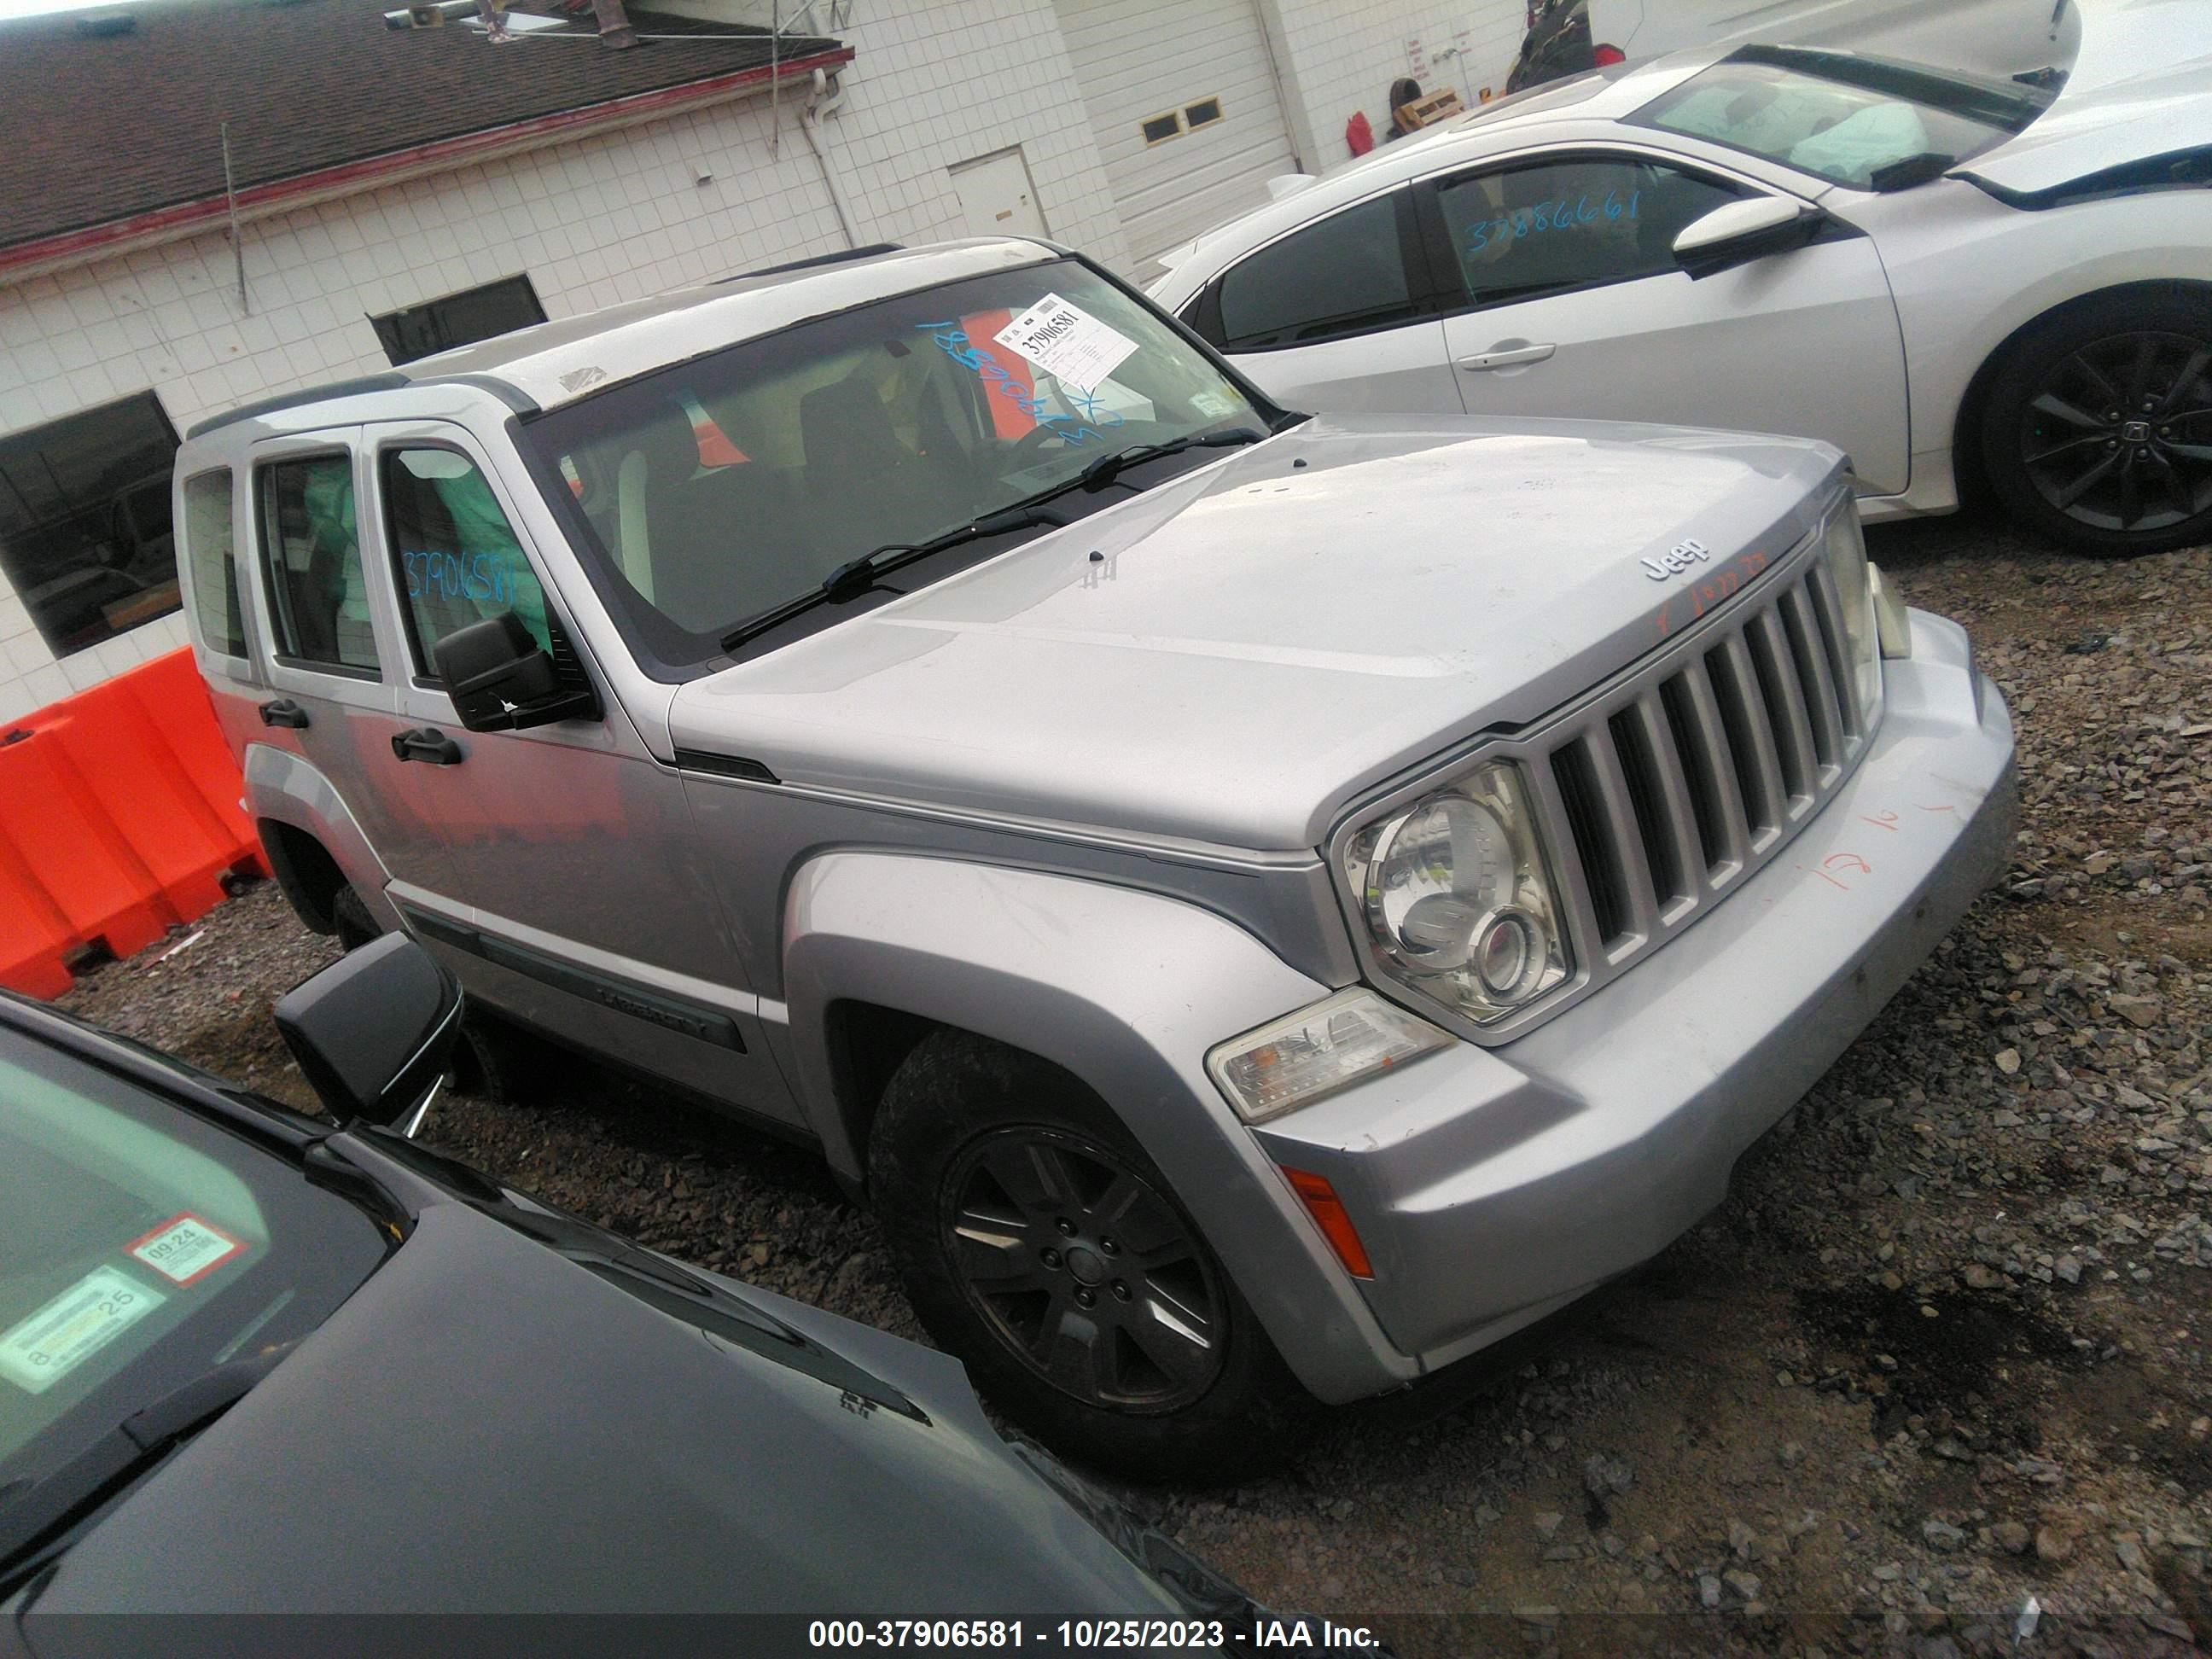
(1, 1266, 166, 1394)
(128, 1214, 247, 1287)
(993, 294, 1137, 393)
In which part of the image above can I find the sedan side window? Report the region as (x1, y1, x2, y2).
(1434, 155, 1745, 311)
(1215, 192, 1417, 352)
(382, 448, 552, 676)
(256, 456, 380, 673)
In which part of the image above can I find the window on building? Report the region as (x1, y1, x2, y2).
(1184, 97, 1223, 130)
(0, 393, 182, 657)
(369, 275, 548, 367)
(182, 470, 246, 658)
(1140, 112, 1183, 144)
(257, 455, 381, 674)
(381, 448, 551, 676)
(1215, 192, 1417, 350)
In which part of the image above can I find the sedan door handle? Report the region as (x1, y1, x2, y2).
(391, 727, 463, 765)
(1456, 342, 1557, 372)
(258, 698, 310, 730)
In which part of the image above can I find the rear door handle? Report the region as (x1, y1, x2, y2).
(392, 727, 463, 765)
(258, 698, 310, 730)
(1457, 342, 1557, 371)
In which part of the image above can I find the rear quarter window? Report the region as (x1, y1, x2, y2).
(182, 470, 246, 658)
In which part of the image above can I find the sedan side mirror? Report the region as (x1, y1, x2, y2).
(433, 611, 597, 733)
(1672, 197, 1825, 281)
(274, 934, 463, 1136)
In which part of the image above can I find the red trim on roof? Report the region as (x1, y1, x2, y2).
(0, 44, 853, 280)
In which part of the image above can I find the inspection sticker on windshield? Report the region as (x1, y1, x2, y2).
(0, 1266, 166, 1395)
(992, 294, 1137, 393)
(128, 1214, 247, 1287)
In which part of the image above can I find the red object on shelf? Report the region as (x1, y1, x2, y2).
(0, 647, 265, 1000)
(1346, 110, 1376, 157)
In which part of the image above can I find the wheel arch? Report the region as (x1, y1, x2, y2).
(1949, 277, 2212, 508)
(780, 850, 1417, 1404)
(242, 742, 396, 931)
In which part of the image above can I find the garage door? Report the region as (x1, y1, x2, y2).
(1056, 0, 1301, 271)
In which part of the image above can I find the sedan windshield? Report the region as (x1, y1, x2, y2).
(1632, 44, 2052, 191)
(0, 1032, 386, 1497)
(517, 257, 1269, 671)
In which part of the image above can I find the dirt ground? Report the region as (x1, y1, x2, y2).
(55, 506, 2212, 1656)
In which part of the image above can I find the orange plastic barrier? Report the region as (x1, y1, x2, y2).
(0, 647, 265, 999)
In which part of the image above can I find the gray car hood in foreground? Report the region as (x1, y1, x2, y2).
(672, 415, 1842, 850)
(21, 1197, 1199, 1618)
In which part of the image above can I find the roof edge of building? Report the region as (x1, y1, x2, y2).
(0, 44, 854, 288)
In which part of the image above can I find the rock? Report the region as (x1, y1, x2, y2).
(1723, 1569, 1762, 1602)
(1320, 1577, 1346, 1599)
(1698, 1574, 1723, 1610)
(1582, 1452, 1635, 1496)
(2056, 1254, 2083, 1284)
(2115, 1538, 2149, 1574)
(1730, 1518, 1758, 1558)
(1961, 1263, 2006, 1290)
(1924, 1519, 1968, 1552)
(2035, 1527, 2075, 1563)
(1534, 1511, 1565, 1540)
(1777, 1441, 1805, 1470)
(1990, 1522, 2032, 1555)
(2110, 995, 2163, 1028)
(1996, 1048, 2022, 1074)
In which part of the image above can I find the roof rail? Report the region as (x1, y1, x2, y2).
(183, 374, 410, 439)
(716, 242, 904, 283)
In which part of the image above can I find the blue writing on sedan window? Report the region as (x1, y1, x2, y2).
(912, 321, 1120, 445)
(1464, 187, 1639, 254)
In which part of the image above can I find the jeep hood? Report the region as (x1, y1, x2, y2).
(670, 415, 1842, 851)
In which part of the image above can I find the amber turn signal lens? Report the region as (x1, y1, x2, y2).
(1281, 1166, 1375, 1280)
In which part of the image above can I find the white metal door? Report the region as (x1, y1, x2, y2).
(1057, 0, 1300, 271)
(949, 149, 1049, 240)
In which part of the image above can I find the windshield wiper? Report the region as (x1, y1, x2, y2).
(1075, 425, 1264, 492)
(719, 504, 1065, 651)
(0, 1343, 292, 1586)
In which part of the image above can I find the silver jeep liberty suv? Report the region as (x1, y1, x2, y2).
(172, 238, 2016, 1477)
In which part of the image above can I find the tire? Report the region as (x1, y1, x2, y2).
(445, 1010, 555, 1105)
(330, 884, 381, 952)
(868, 1030, 1310, 1481)
(1981, 288, 2212, 557)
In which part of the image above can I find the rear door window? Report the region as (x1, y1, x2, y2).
(1214, 191, 1422, 351)
(256, 456, 380, 674)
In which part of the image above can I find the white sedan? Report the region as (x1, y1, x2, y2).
(1147, 0, 2212, 557)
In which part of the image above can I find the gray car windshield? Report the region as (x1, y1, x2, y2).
(1632, 44, 2051, 191)
(519, 258, 1266, 670)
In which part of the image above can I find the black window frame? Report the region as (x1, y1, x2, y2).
(0, 391, 183, 659)
(370, 275, 549, 368)
(253, 450, 386, 683)
(1196, 187, 1439, 354)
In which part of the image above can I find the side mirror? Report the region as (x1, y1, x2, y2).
(274, 934, 463, 1136)
(1672, 197, 1824, 280)
(432, 611, 597, 733)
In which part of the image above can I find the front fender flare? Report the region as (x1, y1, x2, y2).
(782, 851, 1419, 1403)
(242, 742, 397, 930)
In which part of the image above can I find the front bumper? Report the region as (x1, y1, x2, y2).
(1258, 608, 2014, 1383)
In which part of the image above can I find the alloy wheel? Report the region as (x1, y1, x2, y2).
(2018, 329, 2212, 535)
(941, 1126, 1226, 1412)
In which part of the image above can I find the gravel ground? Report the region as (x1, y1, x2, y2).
(55, 508, 2212, 1655)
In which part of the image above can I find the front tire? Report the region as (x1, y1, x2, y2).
(1981, 288, 2212, 557)
(868, 1031, 1307, 1481)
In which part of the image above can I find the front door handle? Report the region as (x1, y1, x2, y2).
(1457, 342, 1557, 372)
(258, 698, 310, 730)
(392, 727, 463, 765)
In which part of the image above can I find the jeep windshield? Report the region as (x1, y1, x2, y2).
(517, 257, 1275, 673)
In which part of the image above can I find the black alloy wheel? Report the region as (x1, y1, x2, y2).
(1984, 291, 2212, 557)
(941, 1126, 1226, 1413)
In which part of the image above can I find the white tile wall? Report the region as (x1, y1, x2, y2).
(1266, 0, 1528, 178)
(0, 0, 1128, 722)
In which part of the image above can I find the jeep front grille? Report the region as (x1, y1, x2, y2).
(1536, 558, 1869, 971)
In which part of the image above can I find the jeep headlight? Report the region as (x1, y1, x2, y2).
(1340, 760, 1570, 1027)
(1821, 505, 1884, 730)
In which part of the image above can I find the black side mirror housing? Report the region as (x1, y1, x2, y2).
(433, 612, 597, 732)
(274, 934, 463, 1134)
